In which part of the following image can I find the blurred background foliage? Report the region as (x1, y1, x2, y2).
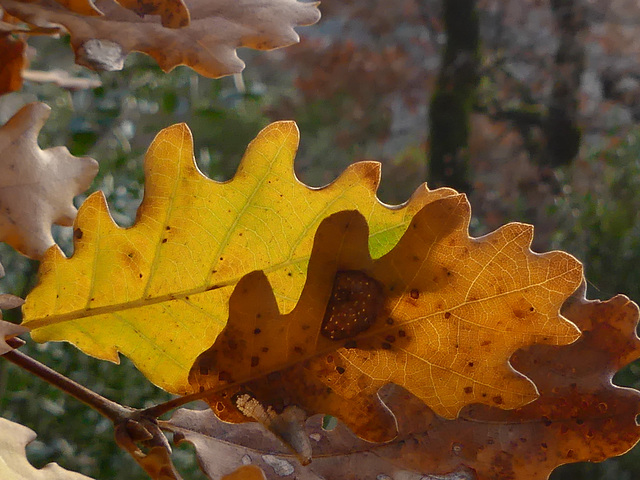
(1, 0, 640, 479)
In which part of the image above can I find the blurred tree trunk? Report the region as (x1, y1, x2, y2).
(428, 0, 480, 193)
(544, 0, 587, 166)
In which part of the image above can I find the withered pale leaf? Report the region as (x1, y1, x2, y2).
(0, 102, 98, 259)
(190, 205, 582, 442)
(0, 417, 95, 479)
(1, 0, 320, 77)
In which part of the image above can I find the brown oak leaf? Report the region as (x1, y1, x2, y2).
(167, 293, 640, 480)
(189, 198, 582, 443)
(0, 102, 98, 259)
(0, 0, 320, 77)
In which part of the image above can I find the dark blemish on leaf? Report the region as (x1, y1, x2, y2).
(199, 386, 205, 393)
(386, 318, 394, 325)
(468, 362, 474, 367)
(398, 329, 406, 337)
(185, 296, 189, 300)
(493, 395, 503, 405)
(211, 269, 217, 274)
(410, 289, 419, 299)
(327, 355, 333, 363)
(256, 313, 261, 319)
(238, 232, 243, 237)
(576, 418, 584, 425)
(482, 393, 487, 398)
(162, 238, 168, 244)
(412, 255, 420, 262)
(165, 226, 171, 231)
(381, 342, 391, 350)
(294, 346, 304, 355)
(481, 340, 491, 346)
(251, 356, 259, 367)
(73, 228, 83, 239)
(253, 328, 261, 335)
(219, 257, 223, 261)
(262, 347, 269, 353)
(127, 252, 134, 258)
(139, 273, 143, 278)
(385, 335, 395, 343)
(541, 442, 548, 449)
(412, 222, 418, 229)
(287, 272, 293, 277)
(464, 386, 473, 394)
(454, 344, 459, 349)
(444, 312, 451, 319)
(336, 366, 345, 374)
(321, 271, 384, 341)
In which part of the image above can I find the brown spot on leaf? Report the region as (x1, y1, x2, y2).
(321, 270, 384, 340)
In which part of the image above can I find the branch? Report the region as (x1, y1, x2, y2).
(1, 345, 131, 421)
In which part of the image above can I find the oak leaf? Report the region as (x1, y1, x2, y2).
(166, 294, 640, 479)
(0, 102, 98, 263)
(22, 121, 452, 395)
(52, 0, 102, 16)
(0, 27, 26, 96)
(189, 206, 582, 442)
(0, 0, 320, 77)
(0, 417, 95, 479)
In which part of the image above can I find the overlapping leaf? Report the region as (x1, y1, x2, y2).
(0, 102, 98, 262)
(0, 417, 94, 479)
(169, 293, 640, 479)
(0, 0, 320, 77)
(22, 121, 454, 394)
(189, 204, 582, 441)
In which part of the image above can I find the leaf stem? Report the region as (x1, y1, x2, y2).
(141, 390, 206, 418)
(1, 346, 132, 421)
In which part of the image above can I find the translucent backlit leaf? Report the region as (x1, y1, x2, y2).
(189, 205, 582, 441)
(22, 121, 452, 394)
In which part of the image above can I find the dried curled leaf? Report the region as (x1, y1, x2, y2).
(168, 294, 640, 479)
(22, 121, 452, 395)
(0, 28, 26, 95)
(52, 0, 102, 16)
(0, 102, 98, 259)
(115, 418, 183, 480)
(0, 417, 94, 479)
(1, 0, 320, 77)
(190, 206, 582, 442)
